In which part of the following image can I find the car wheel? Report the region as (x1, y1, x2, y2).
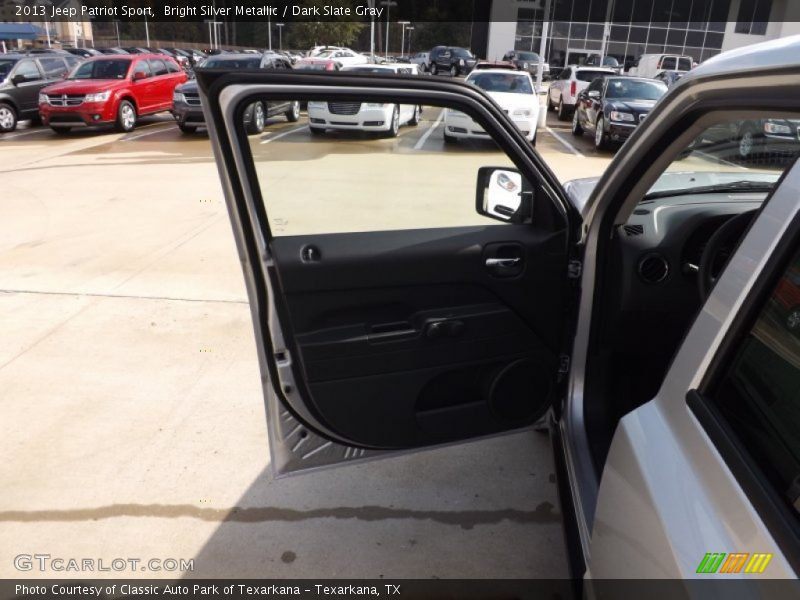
(547, 94, 555, 112)
(385, 105, 400, 138)
(443, 131, 457, 145)
(247, 101, 266, 135)
(285, 100, 300, 122)
(309, 126, 325, 136)
(787, 306, 800, 333)
(115, 100, 136, 132)
(737, 124, 759, 160)
(51, 126, 71, 135)
(0, 102, 18, 133)
(178, 123, 197, 134)
(595, 115, 609, 150)
(409, 105, 421, 126)
(557, 98, 568, 121)
(571, 108, 583, 136)
(450, 65, 458, 77)
(430, 63, 438, 75)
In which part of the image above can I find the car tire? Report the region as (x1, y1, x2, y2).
(557, 99, 568, 121)
(309, 126, 324, 136)
(594, 115, 609, 151)
(285, 100, 300, 122)
(384, 105, 400, 138)
(571, 108, 583, 136)
(115, 100, 137, 133)
(178, 123, 197, 134)
(737, 124, 760, 161)
(0, 102, 18, 133)
(443, 131, 456, 145)
(547, 94, 555, 112)
(450, 65, 458, 77)
(430, 63, 438, 75)
(51, 126, 71, 135)
(409, 105, 421, 126)
(246, 101, 266, 135)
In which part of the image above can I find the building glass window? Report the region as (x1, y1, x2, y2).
(735, 0, 772, 35)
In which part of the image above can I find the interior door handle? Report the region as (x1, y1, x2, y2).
(485, 257, 521, 268)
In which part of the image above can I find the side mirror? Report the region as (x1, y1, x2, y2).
(133, 71, 147, 81)
(588, 90, 600, 99)
(475, 166, 532, 224)
(11, 74, 27, 85)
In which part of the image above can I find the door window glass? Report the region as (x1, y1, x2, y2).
(165, 60, 180, 73)
(660, 56, 677, 70)
(132, 61, 151, 78)
(711, 246, 800, 515)
(14, 59, 41, 81)
(37, 58, 68, 78)
(149, 59, 167, 76)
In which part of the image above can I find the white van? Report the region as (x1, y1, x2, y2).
(629, 54, 693, 78)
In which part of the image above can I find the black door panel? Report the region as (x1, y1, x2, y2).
(270, 225, 567, 449)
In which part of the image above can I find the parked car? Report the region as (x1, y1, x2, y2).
(313, 48, 368, 67)
(691, 117, 800, 161)
(309, 45, 346, 57)
(172, 53, 298, 134)
(199, 34, 800, 584)
(65, 48, 102, 58)
(97, 47, 129, 55)
(572, 75, 667, 150)
(584, 54, 623, 73)
(429, 46, 477, 77)
(39, 54, 187, 134)
(409, 51, 430, 72)
(0, 53, 75, 132)
(293, 58, 341, 72)
(444, 68, 539, 144)
(502, 50, 550, 79)
(307, 63, 421, 137)
(628, 53, 693, 78)
(654, 70, 685, 87)
(547, 65, 617, 120)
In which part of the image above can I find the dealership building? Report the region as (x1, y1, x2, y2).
(482, 0, 800, 70)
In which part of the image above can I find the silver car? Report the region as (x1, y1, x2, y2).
(200, 34, 800, 587)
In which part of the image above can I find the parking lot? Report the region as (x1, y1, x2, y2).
(0, 99, 612, 579)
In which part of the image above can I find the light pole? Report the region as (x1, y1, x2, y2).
(267, 15, 272, 50)
(144, 13, 150, 47)
(113, 19, 121, 47)
(213, 21, 223, 49)
(380, 0, 397, 59)
(397, 21, 409, 57)
(37, 0, 52, 48)
(405, 26, 414, 55)
(276, 23, 284, 51)
(368, 0, 375, 60)
(204, 20, 213, 49)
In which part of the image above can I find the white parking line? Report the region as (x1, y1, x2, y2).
(413, 112, 444, 150)
(695, 149, 749, 170)
(121, 123, 177, 142)
(0, 128, 51, 140)
(544, 126, 584, 157)
(260, 124, 309, 144)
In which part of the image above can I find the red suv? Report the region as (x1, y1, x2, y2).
(39, 54, 186, 134)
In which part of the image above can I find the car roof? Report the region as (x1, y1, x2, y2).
(468, 68, 530, 77)
(687, 33, 800, 81)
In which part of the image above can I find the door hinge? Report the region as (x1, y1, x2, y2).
(567, 260, 582, 279)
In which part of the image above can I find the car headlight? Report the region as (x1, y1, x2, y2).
(85, 90, 111, 103)
(172, 91, 184, 103)
(307, 101, 325, 109)
(764, 121, 792, 135)
(512, 108, 533, 117)
(38, 93, 47, 105)
(609, 111, 634, 122)
(364, 102, 386, 108)
(496, 172, 519, 192)
(522, 62, 529, 69)
(459, 59, 465, 66)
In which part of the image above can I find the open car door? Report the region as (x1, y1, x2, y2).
(196, 68, 580, 475)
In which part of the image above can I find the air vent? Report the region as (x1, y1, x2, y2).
(623, 224, 644, 236)
(638, 254, 669, 284)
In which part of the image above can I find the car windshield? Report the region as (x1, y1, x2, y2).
(69, 59, 131, 79)
(0, 59, 17, 79)
(201, 57, 262, 69)
(469, 72, 533, 94)
(606, 79, 667, 100)
(603, 57, 620, 66)
(452, 48, 473, 58)
(516, 52, 540, 61)
(576, 70, 613, 82)
(644, 116, 800, 201)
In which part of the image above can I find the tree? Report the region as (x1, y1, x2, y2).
(287, 0, 366, 49)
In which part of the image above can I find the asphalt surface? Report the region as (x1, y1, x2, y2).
(0, 102, 611, 579)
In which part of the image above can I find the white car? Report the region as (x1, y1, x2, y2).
(410, 51, 430, 72)
(444, 69, 539, 144)
(315, 48, 369, 67)
(307, 64, 421, 137)
(547, 65, 617, 120)
(308, 45, 346, 57)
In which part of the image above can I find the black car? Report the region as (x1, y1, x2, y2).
(428, 46, 477, 77)
(502, 50, 550, 79)
(172, 53, 300, 134)
(572, 76, 667, 150)
(0, 53, 77, 132)
(65, 48, 102, 58)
